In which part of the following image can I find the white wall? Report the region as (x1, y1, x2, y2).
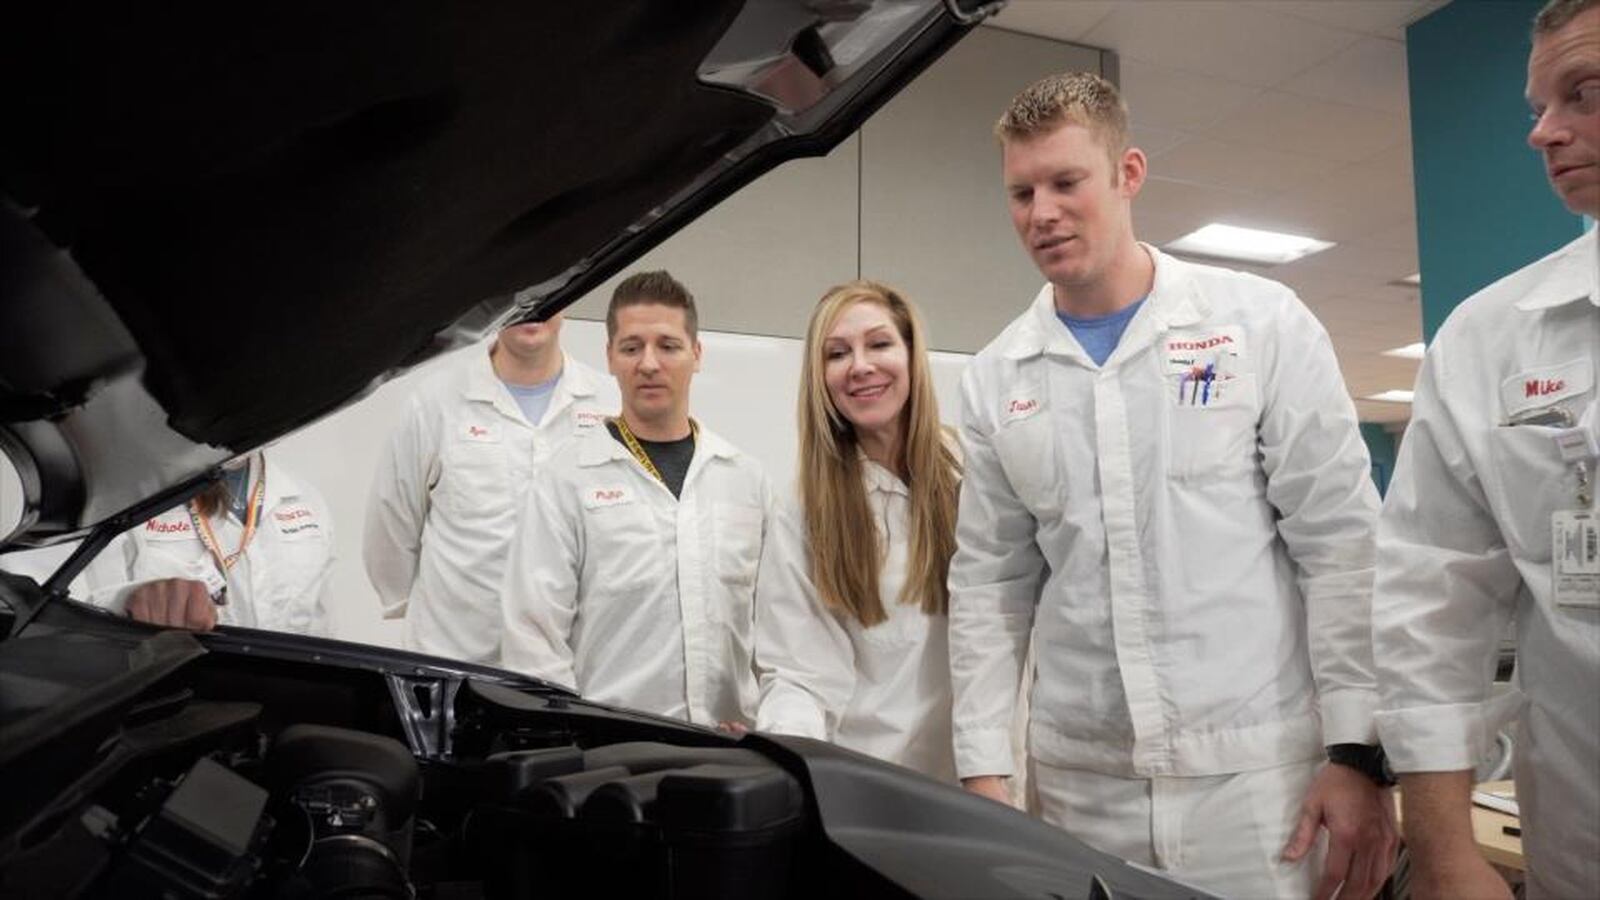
(270, 318, 976, 648)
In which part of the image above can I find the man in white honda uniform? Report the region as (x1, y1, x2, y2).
(948, 72, 1396, 899)
(1372, 1, 1600, 897)
(364, 313, 614, 664)
(500, 271, 768, 728)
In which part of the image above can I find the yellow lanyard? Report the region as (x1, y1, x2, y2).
(613, 416, 696, 487)
(188, 465, 267, 576)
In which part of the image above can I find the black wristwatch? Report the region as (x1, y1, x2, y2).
(1327, 743, 1397, 787)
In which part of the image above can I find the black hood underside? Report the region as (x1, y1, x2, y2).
(0, 0, 985, 546)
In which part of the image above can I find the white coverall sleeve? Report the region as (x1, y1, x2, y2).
(947, 365, 1043, 779)
(753, 495, 856, 740)
(362, 396, 441, 619)
(1372, 343, 1521, 773)
(499, 473, 583, 690)
(1257, 292, 1383, 745)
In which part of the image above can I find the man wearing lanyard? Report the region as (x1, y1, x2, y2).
(119, 451, 336, 635)
(364, 310, 616, 665)
(1372, 2, 1600, 897)
(500, 271, 768, 728)
(947, 72, 1395, 899)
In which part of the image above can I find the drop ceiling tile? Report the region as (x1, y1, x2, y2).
(1080, 1, 1357, 87)
(1281, 36, 1411, 114)
(1201, 90, 1407, 163)
(985, 1, 1118, 43)
(1244, 0, 1448, 40)
(1120, 58, 1265, 133)
(1131, 124, 1192, 159)
(1152, 136, 1344, 195)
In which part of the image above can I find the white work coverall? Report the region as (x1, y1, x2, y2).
(364, 344, 614, 664)
(500, 424, 769, 726)
(754, 460, 956, 781)
(119, 454, 335, 635)
(1374, 230, 1599, 899)
(950, 246, 1380, 897)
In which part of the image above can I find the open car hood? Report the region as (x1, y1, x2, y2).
(0, 0, 997, 551)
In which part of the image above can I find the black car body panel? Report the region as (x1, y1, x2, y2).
(0, 2, 1207, 896)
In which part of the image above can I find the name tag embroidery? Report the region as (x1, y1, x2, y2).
(1003, 397, 1042, 424)
(583, 485, 633, 509)
(144, 516, 194, 541)
(461, 422, 501, 443)
(574, 410, 607, 430)
(1500, 358, 1593, 421)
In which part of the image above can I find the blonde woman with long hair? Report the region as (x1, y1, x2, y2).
(754, 280, 961, 780)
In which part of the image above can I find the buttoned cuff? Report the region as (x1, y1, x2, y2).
(953, 726, 1016, 780)
(1375, 691, 1526, 773)
(1320, 687, 1379, 745)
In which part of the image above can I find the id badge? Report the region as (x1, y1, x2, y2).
(200, 566, 229, 605)
(1552, 509, 1600, 609)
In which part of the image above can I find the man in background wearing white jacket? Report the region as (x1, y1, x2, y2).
(1373, 2, 1599, 897)
(949, 72, 1395, 900)
(500, 271, 768, 727)
(364, 314, 614, 664)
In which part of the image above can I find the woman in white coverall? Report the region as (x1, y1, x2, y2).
(754, 281, 962, 780)
(111, 451, 335, 634)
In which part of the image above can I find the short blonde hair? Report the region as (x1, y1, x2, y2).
(995, 71, 1129, 164)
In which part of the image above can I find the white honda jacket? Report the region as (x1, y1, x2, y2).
(950, 245, 1380, 780)
(500, 424, 770, 726)
(1374, 230, 1598, 899)
(754, 460, 956, 781)
(119, 454, 335, 635)
(363, 344, 614, 664)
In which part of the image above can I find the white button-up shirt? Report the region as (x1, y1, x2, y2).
(1374, 230, 1599, 898)
(363, 343, 614, 664)
(950, 245, 1381, 779)
(754, 460, 956, 781)
(119, 453, 335, 635)
(500, 424, 769, 726)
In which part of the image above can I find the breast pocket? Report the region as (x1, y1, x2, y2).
(1487, 423, 1585, 562)
(992, 412, 1060, 515)
(440, 441, 512, 518)
(712, 502, 764, 590)
(1168, 372, 1260, 482)
(252, 537, 331, 634)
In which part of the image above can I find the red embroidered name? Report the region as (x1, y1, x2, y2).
(1525, 378, 1566, 398)
(145, 519, 191, 534)
(1007, 399, 1038, 415)
(274, 508, 312, 522)
(593, 489, 625, 502)
(1167, 335, 1235, 351)
(468, 425, 490, 437)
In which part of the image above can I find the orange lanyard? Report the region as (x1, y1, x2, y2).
(188, 464, 267, 576)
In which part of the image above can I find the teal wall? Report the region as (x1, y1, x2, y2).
(1361, 423, 1397, 497)
(1405, 0, 1587, 341)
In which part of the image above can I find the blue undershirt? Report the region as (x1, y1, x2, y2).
(1057, 296, 1147, 366)
(504, 372, 561, 426)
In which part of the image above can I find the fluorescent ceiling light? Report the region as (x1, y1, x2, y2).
(1382, 342, 1426, 360)
(1163, 223, 1335, 265)
(1365, 390, 1415, 403)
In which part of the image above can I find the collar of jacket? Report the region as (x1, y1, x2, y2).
(1514, 228, 1599, 312)
(575, 419, 740, 469)
(1003, 243, 1210, 362)
(251, 452, 308, 511)
(856, 449, 910, 497)
(464, 343, 598, 422)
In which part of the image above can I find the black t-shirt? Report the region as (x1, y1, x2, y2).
(607, 421, 696, 499)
